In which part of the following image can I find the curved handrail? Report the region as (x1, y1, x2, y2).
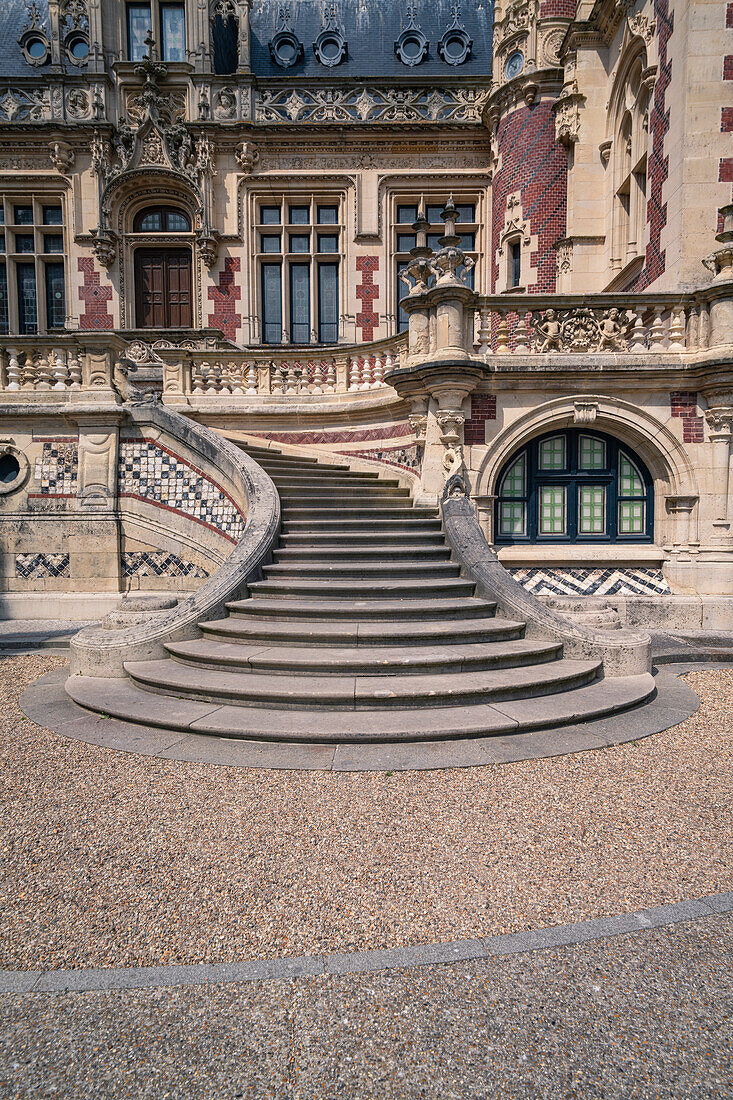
(69, 401, 280, 677)
(441, 479, 651, 677)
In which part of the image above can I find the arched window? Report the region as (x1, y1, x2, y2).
(133, 206, 191, 233)
(608, 51, 651, 276)
(211, 0, 239, 74)
(495, 429, 653, 543)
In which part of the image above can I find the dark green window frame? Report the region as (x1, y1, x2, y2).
(495, 428, 653, 544)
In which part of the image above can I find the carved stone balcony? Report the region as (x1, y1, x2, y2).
(473, 279, 733, 361)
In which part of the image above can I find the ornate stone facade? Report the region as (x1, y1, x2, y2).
(0, 0, 731, 612)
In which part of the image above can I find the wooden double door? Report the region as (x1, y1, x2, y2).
(134, 248, 193, 329)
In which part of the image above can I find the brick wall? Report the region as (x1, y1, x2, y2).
(464, 393, 497, 445)
(539, 0, 576, 15)
(491, 101, 568, 293)
(356, 256, 379, 342)
(634, 0, 673, 290)
(723, 8, 733, 204)
(207, 256, 241, 340)
(78, 257, 113, 330)
(670, 391, 703, 443)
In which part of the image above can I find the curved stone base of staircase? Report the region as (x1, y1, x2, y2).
(64, 443, 657, 748)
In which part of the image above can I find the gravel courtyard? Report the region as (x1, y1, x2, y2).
(0, 655, 731, 971)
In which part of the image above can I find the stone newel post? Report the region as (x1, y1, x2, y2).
(386, 198, 486, 505)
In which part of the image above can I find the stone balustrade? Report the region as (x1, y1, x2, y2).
(0, 345, 84, 391)
(164, 337, 407, 399)
(473, 294, 711, 356)
(0, 336, 120, 395)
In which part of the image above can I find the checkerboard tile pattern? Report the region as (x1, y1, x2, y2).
(509, 567, 671, 597)
(122, 552, 210, 579)
(118, 440, 246, 543)
(16, 553, 70, 579)
(33, 441, 78, 495)
(336, 443, 421, 472)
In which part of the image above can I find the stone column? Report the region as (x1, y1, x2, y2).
(705, 407, 733, 530)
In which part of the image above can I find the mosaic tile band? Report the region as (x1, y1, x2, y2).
(335, 443, 421, 472)
(16, 553, 70, 579)
(33, 441, 78, 496)
(509, 567, 671, 597)
(122, 552, 210, 579)
(118, 439, 246, 544)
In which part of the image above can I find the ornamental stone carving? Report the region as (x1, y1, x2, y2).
(627, 13, 656, 44)
(235, 140, 259, 173)
(541, 29, 564, 67)
(704, 407, 733, 437)
(214, 87, 237, 119)
(533, 307, 631, 353)
(554, 238, 572, 275)
(0, 87, 51, 123)
(554, 80, 585, 146)
(255, 85, 489, 125)
(49, 139, 74, 174)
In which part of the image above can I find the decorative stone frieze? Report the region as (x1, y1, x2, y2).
(533, 307, 629, 352)
(255, 85, 490, 125)
(0, 86, 51, 123)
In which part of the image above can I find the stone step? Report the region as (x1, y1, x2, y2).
(281, 518, 443, 531)
(65, 673, 657, 743)
(226, 596, 498, 621)
(268, 475, 396, 488)
(273, 545, 452, 561)
(123, 657, 602, 711)
(165, 637, 563, 675)
(281, 506, 436, 518)
(199, 615, 522, 647)
(247, 577, 476, 600)
(262, 561, 461, 579)
(277, 490, 411, 503)
(278, 531, 447, 546)
(254, 461, 353, 474)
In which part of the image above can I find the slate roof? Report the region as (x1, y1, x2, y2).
(250, 0, 493, 80)
(0, 0, 493, 81)
(0, 0, 51, 80)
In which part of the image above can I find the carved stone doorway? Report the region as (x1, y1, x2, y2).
(134, 248, 193, 328)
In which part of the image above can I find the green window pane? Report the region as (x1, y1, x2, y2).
(578, 485, 606, 534)
(618, 500, 645, 534)
(619, 453, 643, 497)
(539, 436, 565, 470)
(539, 486, 566, 535)
(500, 501, 526, 536)
(501, 453, 525, 498)
(579, 436, 606, 470)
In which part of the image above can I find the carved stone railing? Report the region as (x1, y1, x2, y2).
(473, 292, 704, 356)
(159, 335, 408, 399)
(474, 291, 724, 356)
(0, 335, 124, 395)
(69, 400, 280, 677)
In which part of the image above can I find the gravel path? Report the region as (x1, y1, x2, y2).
(2, 914, 732, 1098)
(1, 654, 731, 971)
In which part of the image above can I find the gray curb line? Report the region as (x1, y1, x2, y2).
(1, 892, 731, 995)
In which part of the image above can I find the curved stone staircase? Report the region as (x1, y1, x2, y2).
(66, 444, 655, 743)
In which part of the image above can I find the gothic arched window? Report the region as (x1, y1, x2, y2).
(495, 429, 653, 543)
(133, 206, 191, 232)
(211, 0, 238, 73)
(608, 50, 651, 277)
